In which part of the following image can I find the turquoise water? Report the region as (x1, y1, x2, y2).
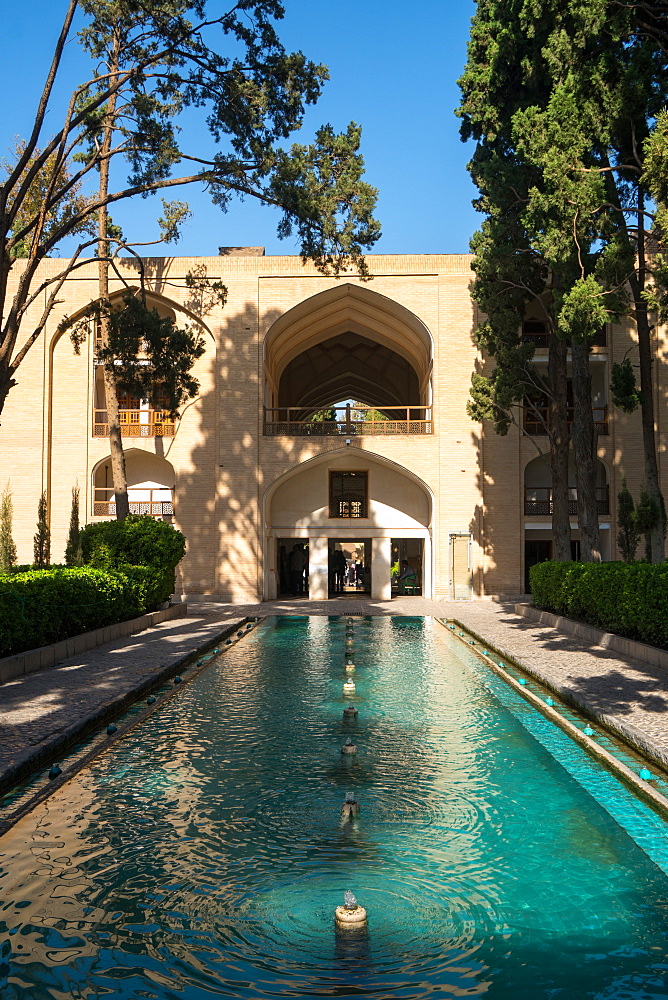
(2, 615, 668, 999)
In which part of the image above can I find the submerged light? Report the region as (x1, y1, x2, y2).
(106, 723, 117, 735)
(640, 768, 652, 781)
(583, 725, 595, 736)
(147, 695, 156, 705)
(174, 676, 183, 685)
(519, 678, 527, 686)
(545, 697, 554, 707)
(48, 764, 62, 780)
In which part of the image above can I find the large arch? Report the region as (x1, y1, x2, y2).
(263, 283, 434, 408)
(262, 447, 434, 600)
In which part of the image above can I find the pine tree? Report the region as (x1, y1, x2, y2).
(65, 484, 83, 566)
(0, 481, 17, 572)
(33, 491, 50, 568)
(617, 478, 640, 563)
(0, 1, 379, 420)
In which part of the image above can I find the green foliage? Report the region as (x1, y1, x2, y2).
(80, 513, 185, 595)
(617, 477, 639, 562)
(66, 292, 206, 414)
(0, 0, 380, 422)
(611, 358, 642, 413)
(65, 485, 83, 566)
(0, 564, 167, 658)
(635, 482, 666, 560)
(0, 482, 17, 572)
(530, 560, 668, 649)
(33, 491, 50, 568)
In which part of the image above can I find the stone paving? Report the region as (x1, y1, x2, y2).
(3, 595, 668, 796)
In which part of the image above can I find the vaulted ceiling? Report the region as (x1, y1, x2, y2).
(277, 331, 420, 409)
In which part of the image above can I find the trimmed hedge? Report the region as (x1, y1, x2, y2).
(530, 560, 668, 649)
(0, 515, 186, 658)
(0, 564, 167, 658)
(80, 514, 185, 599)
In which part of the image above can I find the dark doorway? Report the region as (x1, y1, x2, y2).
(524, 539, 552, 593)
(277, 539, 309, 597)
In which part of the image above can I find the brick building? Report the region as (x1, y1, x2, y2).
(2, 250, 665, 600)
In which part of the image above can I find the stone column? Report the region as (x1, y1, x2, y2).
(371, 536, 392, 600)
(309, 535, 330, 600)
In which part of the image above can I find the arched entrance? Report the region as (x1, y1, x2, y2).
(263, 449, 433, 600)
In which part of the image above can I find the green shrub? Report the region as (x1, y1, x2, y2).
(80, 514, 185, 599)
(0, 516, 186, 658)
(530, 560, 668, 649)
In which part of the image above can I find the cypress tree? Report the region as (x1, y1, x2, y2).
(0, 481, 17, 571)
(33, 491, 50, 568)
(617, 478, 639, 563)
(65, 484, 83, 566)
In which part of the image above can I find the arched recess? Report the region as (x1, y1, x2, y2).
(92, 449, 175, 518)
(524, 453, 609, 514)
(262, 447, 434, 599)
(263, 283, 433, 409)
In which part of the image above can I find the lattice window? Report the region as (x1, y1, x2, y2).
(329, 471, 368, 518)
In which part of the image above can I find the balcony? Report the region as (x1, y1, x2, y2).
(263, 404, 433, 436)
(93, 487, 174, 517)
(524, 404, 608, 436)
(524, 486, 610, 516)
(93, 409, 175, 437)
(522, 322, 607, 349)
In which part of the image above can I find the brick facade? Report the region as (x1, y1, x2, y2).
(2, 252, 663, 600)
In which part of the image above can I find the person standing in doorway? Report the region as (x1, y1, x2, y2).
(290, 543, 306, 595)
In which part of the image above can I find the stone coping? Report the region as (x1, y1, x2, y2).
(0, 614, 247, 805)
(514, 603, 668, 671)
(0, 604, 188, 684)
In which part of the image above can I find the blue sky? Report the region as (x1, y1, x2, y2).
(0, 1, 479, 258)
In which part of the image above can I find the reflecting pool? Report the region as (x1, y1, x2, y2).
(2, 616, 668, 999)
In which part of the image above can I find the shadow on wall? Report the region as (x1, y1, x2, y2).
(169, 303, 286, 600)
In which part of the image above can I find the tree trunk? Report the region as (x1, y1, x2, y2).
(98, 34, 129, 521)
(630, 186, 664, 562)
(548, 334, 571, 560)
(571, 339, 601, 562)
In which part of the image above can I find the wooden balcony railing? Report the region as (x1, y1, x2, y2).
(264, 404, 433, 436)
(524, 486, 610, 516)
(93, 409, 176, 437)
(524, 405, 608, 436)
(93, 488, 173, 517)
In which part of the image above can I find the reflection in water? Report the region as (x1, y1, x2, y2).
(1, 617, 668, 998)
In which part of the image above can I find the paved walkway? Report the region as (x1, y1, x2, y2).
(2, 596, 668, 797)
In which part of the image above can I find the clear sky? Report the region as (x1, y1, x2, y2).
(0, 0, 479, 258)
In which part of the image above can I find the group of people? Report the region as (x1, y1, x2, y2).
(278, 543, 418, 597)
(329, 549, 366, 594)
(279, 543, 308, 596)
